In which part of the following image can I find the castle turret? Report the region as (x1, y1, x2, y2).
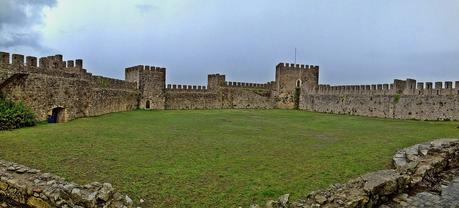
(275, 63, 319, 109)
(207, 74, 226, 90)
(125, 65, 166, 109)
(0, 52, 9, 64)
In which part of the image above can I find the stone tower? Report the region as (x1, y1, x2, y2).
(125, 65, 166, 110)
(207, 74, 226, 90)
(274, 63, 319, 109)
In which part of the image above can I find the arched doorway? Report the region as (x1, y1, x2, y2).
(146, 100, 151, 109)
(296, 79, 302, 88)
(48, 107, 66, 123)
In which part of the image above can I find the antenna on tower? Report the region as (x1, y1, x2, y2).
(294, 48, 297, 64)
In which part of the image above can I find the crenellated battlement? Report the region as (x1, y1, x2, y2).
(166, 84, 208, 91)
(207, 74, 226, 90)
(0, 51, 89, 79)
(0, 51, 84, 70)
(276, 63, 320, 71)
(125, 65, 166, 73)
(311, 83, 393, 96)
(307, 79, 459, 96)
(224, 81, 273, 89)
(207, 73, 226, 81)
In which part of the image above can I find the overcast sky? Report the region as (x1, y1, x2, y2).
(0, 0, 458, 85)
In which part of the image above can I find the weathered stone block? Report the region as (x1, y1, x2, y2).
(27, 197, 50, 208)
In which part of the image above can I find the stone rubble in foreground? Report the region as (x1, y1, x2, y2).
(253, 139, 459, 208)
(0, 160, 135, 208)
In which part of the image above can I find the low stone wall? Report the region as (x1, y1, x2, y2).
(164, 90, 221, 110)
(0, 160, 134, 208)
(164, 88, 275, 110)
(255, 139, 459, 208)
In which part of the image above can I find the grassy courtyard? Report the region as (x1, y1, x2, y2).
(0, 110, 458, 207)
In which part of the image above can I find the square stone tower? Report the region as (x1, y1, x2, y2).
(274, 63, 319, 109)
(125, 65, 166, 110)
(207, 74, 226, 90)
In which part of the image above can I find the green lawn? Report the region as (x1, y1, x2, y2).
(0, 110, 458, 207)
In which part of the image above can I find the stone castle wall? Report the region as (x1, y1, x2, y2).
(300, 79, 459, 120)
(3, 50, 458, 122)
(163, 82, 275, 110)
(2, 51, 301, 123)
(164, 88, 221, 110)
(0, 52, 138, 122)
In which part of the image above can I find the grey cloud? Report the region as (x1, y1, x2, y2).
(0, 32, 42, 48)
(135, 3, 157, 14)
(0, 0, 57, 50)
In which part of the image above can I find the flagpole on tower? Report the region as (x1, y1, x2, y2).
(294, 48, 297, 64)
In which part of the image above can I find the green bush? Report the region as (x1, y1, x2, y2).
(0, 97, 36, 130)
(393, 94, 401, 104)
(293, 87, 301, 109)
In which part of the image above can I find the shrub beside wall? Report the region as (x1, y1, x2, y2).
(0, 96, 36, 130)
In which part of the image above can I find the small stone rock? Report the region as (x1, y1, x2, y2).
(98, 183, 114, 201)
(41, 173, 52, 178)
(33, 187, 43, 193)
(71, 188, 81, 196)
(265, 200, 276, 208)
(278, 194, 290, 207)
(314, 194, 327, 204)
(125, 195, 133, 206)
(84, 191, 97, 202)
(27, 169, 40, 174)
(16, 168, 28, 174)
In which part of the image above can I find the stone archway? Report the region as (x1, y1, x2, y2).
(48, 107, 67, 123)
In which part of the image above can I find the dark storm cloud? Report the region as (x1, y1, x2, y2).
(0, 0, 57, 50)
(12, 0, 458, 85)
